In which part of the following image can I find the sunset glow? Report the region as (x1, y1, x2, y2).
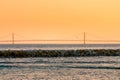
(0, 0, 120, 42)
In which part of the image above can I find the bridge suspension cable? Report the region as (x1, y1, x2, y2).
(0, 32, 120, 44)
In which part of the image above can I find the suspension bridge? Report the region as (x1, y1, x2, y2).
(0, 32, 120, 44)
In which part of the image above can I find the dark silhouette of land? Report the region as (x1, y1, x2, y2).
(0, 49, 120, 58)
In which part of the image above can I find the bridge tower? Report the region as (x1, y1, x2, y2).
(12, 33, 14, 45)
(84, 32, 86, 45)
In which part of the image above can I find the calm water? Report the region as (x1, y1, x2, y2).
(0, 44, 120, 50)
(0, 57, 120, 80)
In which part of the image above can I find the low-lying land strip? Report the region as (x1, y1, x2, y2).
(0, 49, 120, 58)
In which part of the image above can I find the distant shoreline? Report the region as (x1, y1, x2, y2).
(0, 49, 120, 58)
(1, 44, 120, 50)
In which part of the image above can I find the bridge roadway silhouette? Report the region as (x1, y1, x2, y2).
(0, 39, 120, 43)
(0, 33, 120, 44)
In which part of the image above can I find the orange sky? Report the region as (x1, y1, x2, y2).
(0, 0, 120, 42)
